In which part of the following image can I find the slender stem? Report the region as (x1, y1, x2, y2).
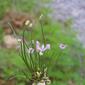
(40, 21, 46, 44)
(20, 41, 32, 72)
(8, 22, 32, 71)
(24, 32, 35, 70)
(37, 52, 40, 69)
(8, 22, 17, 37)
(30, 30, 33, 44)
(22, 30, 34, 72)
(38, 53, 41, 69)
(23, 40, 35, 71)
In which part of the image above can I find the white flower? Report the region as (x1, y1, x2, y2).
(37, 81, 45, 85)
(17, 38, 22, 42)
(59, 43, 67, 49)
(46, 79, 51, 85)
(32, 81, 45, 85)
(25, 20, 30, 26)
(28, 48, 34, 54)
(29, 23, 33, 28)
(39, 14, 43, 20)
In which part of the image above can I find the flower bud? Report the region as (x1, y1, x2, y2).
(25, 20, 30, 26)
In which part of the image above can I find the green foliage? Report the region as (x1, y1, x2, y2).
(0, 0, 85, 85)
(27, 18, 85, 84)
(0, 0, 36, 19)
(12, 0, 36, 12)
(0, 19, 85, 84)
(0, 0, 11, 19)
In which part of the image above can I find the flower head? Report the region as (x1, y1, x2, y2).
(39, 14, 43, 20)
(36, 41, 50, 55)
(27, 48, 34, 54)
(17, 38, 22, 42)
(59, 43, 67, 49)
(46, 44, 50, 49)
(37, 81, 45, 85)
(25, 20, 30, 26)
(29, 23, 33, 28)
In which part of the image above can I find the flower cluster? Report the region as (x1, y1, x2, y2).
(27, 41, 50, 55)
(10, 14, 51, 85)
(36, 41, 50, 55)
(25, 20, 33, 28)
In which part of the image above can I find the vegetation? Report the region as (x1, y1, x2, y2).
(0, 0, 85, 85)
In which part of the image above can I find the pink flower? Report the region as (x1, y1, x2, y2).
(36, 41, 50, 55)
(46, 44, 50, 49)
(36, 41, 41, 52)
(59, 43, 67, 49)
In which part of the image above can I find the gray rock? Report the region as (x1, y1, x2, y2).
(49, 0, 85, 46)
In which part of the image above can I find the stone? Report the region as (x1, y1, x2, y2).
(3, 35, 18, 48)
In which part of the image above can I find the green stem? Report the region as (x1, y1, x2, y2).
(40, 21, 46, 44)
(8, 22, 17, 37)
(20, 41, 32, 72)
(22, 30, 34, 72)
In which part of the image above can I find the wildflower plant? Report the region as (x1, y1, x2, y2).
(8, 14, 51, 85)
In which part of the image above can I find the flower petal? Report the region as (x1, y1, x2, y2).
(46, 44, 50, 49)
(59, 43, 67, 49)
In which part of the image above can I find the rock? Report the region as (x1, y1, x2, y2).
(68, 80, 75, 85)
(3, 35, 18, 48)
(49, 0, 85, 46)
(1, 10, 35, 34)
(6, 77, 16, 85)
(0, 78, 5, 85)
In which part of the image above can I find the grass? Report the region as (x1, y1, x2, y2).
(0, 0, 85, 85)
(0, 0, 11, 19)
